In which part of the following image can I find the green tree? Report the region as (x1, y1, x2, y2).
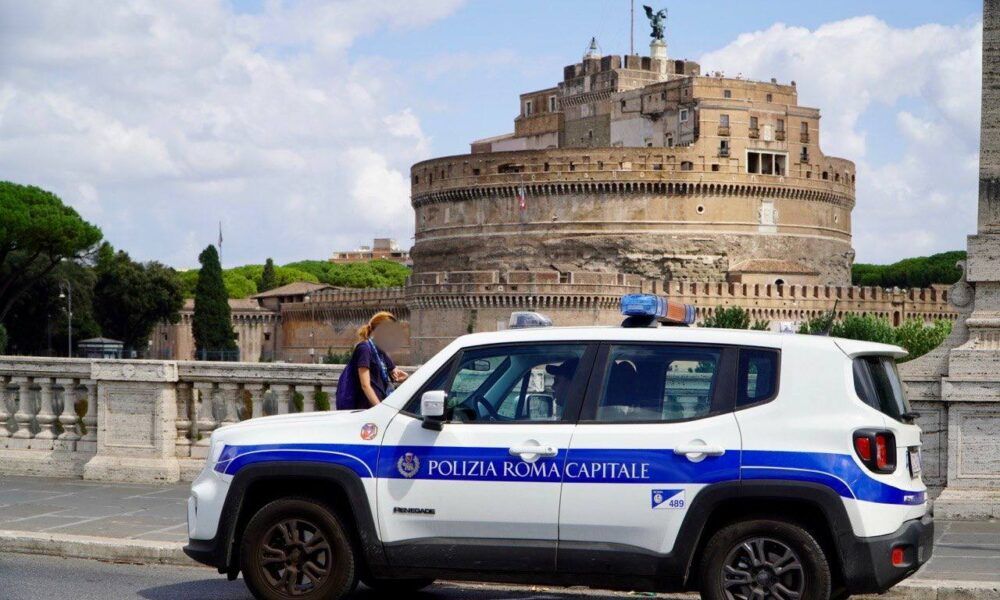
(852, 251, 966, 288)
(3, 259, 101, 356)
(829, 314, 896, 345)
(260, 258, 277, 292)
(701, 306, 770, 330)
(0, 182, 103, 322)
(192, 245, 237, 358)
(93, 244, 184, 354)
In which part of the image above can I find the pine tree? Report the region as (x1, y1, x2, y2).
(260, 258, 277, 292)
(192, 245, 237, 359)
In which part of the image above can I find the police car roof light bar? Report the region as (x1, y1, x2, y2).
(509, 311, 553, 329)
(620, 294, 696, 328)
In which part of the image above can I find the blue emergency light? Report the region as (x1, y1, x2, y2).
(620, 294, 696, 327)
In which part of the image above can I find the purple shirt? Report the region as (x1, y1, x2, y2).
(335, 341, 396, 410)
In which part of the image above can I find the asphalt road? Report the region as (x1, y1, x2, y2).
(0, 553, 684, 600)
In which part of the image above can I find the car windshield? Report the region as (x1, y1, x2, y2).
(852, 355, 910, 421)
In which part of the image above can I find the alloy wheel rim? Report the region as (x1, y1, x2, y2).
(259, 518, 333, 596)
(721, 537, 805, 600)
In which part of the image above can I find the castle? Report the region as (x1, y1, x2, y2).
(154, 31, 953, 364)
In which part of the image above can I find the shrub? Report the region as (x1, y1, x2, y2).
(292, 391, 304, 413)
(701, 306, 770, 331)
(314, 390, 331, 411)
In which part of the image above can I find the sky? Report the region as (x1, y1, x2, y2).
(0, 0, 984, 268)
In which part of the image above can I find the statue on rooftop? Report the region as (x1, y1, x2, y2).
(643, 5, 667, 41)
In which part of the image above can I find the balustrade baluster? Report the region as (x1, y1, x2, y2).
(219, 383, 239, 427)
(78, 381, 98, 452)
(301, 385, 317, 413)
(271, 384, 292, 414)
(191, 382, 217, 459)
(244, 384, 265, 419)
(55, 378, 80, 449)
(9, 377, 34, 447)
(262, 388, 276, 416)
(31, 378, 57, 449)
(0, 378, 12, 445)
(175, 382, 193, 458)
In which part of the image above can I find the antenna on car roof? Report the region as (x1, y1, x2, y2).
(818, 299, 839, 336)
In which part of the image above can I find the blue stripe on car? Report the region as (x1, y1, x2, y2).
(213, 443, 925, 506)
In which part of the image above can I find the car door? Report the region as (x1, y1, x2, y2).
(377, 341, 596, 572)
(557, 342, 742, 575)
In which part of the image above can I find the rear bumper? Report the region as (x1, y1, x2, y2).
(842, 513, 934, 594)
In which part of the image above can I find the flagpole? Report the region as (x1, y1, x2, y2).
(630, 0, 634, 55)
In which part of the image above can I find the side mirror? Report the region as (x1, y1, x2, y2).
(421, 390, 446, 431)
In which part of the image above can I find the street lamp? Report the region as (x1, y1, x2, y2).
(303, 294, 316, 364)
(58, 280, 73, 358)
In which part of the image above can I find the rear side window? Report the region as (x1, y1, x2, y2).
(737, 348, 779, 407)
(593, 344, 722, 422)
(852, 356, 910, 420)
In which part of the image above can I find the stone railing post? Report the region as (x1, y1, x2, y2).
(9, 377, 34, 448)
(83, 361, 180, 483)
(271, 384, 292, 414)
(191, 382, 217, 460)
(55, 378, 80, 449)
(77, 380, 98, 453)
(218, 382, 240, 427)
(32, 377, 58, 448)
(0, 377, 12, 444)
(301, 385, 317, 413)
(245, 384, 265, 419)
(175, 382, 193, 458)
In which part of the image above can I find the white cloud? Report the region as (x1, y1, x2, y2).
(700, 16, 982, 263)
(0, 0, 462, 267)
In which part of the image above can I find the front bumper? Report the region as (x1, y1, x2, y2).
(841, 513, 934, 594)
(183, 536, 224, 569)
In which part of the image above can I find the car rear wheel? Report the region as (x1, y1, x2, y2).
(240, 498, 357, 600)
(700, 519, 831, 600)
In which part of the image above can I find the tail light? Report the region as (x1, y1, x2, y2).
(853, 430, 897, 474)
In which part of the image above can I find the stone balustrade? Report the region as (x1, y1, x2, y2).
(0, 356, 416, 483)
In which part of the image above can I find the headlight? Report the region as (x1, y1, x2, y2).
(209, 435, 225, 463)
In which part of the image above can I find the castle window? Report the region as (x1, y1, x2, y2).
(775, 279, 785, 286)
(681, 161, 694, 171)
(413, 175, 419, 184)
(549, 95, 557, 112)
(719, 140, 730, 157)
(588, 129, 594, 141)
(666, 134, 674, 147)
(569, 162, 576, 171)
(525, 100, 533, 116)
(750, 116, 759, 129)
(696, 204, 705, 214)
(835, 173, 841, 182)
(720, 114, 730, 127)
(822, 171, 829, 180)
(777, 119, 785, 132)
(800, 147, 809, 163)
(428, 173, 433, 184)
(766, 93, 773, 102)
(801, 121, 808, 133)
(472, 168, 480, 176)
(724, 89, 732, 99)
(621, 99, 627, 111)
(747, 151, 787, 176)
(711, 164, 720, 172)
(544, 162, 550, 172)
(679, 108, 689, 123)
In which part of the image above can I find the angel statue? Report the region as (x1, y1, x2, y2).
(643, 5, 667, 41)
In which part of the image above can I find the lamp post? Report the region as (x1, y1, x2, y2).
(304, 294, 316, 363)
(58, 280, 73, 358)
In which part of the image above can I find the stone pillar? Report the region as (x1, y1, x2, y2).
(83, 361, 181, 483)
(245, 384, 266, 420)
(190, 382, 216, 461)
(218, 383, 240, 427)
(271, 384, 292, 415)
(910, 0, 1000, 519)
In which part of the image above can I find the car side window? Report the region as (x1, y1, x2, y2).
(595, 344, 722, 422)
(737, 348, 779, 407)
(433, 343, 588, 423)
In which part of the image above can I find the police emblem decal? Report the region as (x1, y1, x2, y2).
(397, 452, 420, 478)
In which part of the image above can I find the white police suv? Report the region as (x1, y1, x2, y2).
(185, 295, 933, 600)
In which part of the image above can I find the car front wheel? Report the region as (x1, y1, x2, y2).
(699, 519, 832, 600)
(240, 498, 357, 600)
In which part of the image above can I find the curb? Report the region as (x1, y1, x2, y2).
(871, 579, 1000, 600)
(0, 529, 196, 567)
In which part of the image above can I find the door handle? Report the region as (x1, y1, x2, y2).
(674, 445, 726, 457)
(509, 445, 558, 458)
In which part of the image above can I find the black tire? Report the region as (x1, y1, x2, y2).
(240, 497, 357, 600)
(361, 577, 435, 594)
(699, 519, 832, 600)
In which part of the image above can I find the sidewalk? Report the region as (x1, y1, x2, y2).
(0, 475, 997, 594)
